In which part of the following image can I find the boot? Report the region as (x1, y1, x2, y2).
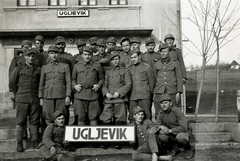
(16, 125, 24, 152)
(184, 142, 194, 159)
(22, 125, 28, 140)
(30, 125, 39, 149)
(169, 143, 180, 157)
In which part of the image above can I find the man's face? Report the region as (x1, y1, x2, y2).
(160, 101, 172, 111)
(122, 40, 130, 53)
(49, 51, 58, 61)
(131, 43, 140, 50)
(107, 43, 116, 52)
(133, 112, 145, 124)
(77, 44, 86, 53)
(35, 40, 44, 50)
(160, 48, 169, 59)
(146, 43, 155, 53)
(82, 51, 92, 63)
(97, 45, 106, 54)
(56, 42, 66, 53)
(24, 54, 34, 65)
(165, 38, 174, 47)
(54, 115, 65, 127)
(111, 56, 120, 67)
(22, 45, 31, 52)
(131, 53, 140, 65)
(90, 44, 98, 52)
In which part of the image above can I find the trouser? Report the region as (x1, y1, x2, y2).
(99, 102, 127, 124)
(129, 99, 152, 122)
(43, 98, 68, 125)
(158, 132, 190, 148)
(73, 99, 101, 125)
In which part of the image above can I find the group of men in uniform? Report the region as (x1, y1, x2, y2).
(8, 33, 193, 161)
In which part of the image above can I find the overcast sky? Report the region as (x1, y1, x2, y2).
(181, 0, 240, 68)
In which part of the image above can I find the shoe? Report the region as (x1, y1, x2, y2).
(16, 143, 24, 152)
(185, 148, 194, 159)
(170, 146, 180, 157)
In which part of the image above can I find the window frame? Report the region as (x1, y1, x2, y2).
(48, 0, 67, 6)
(17, 0, 36, 6)
(109, 0, 128, 5)
(79, 0, 97, 6)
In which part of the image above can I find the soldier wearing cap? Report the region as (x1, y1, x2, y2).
(106, 36, 117, 54)
(128, 49, 155, 123)
(141, 38, 161, 68)
(89, 37, 98, 55)
(39, 110, 76, 161)
(153, 43, 183, 115)
(72, 46, 104, 126)
(39, 45, 72, 125)
(119, 37, 132, 68)
(163, 33, 187, 84)
(130, 106, 172, 161)
(74, 39, 86, 63)
(130, 37, 141, 51)
(34, 35, 49, 67)
(9, 48, 41, 152)
(46, 36, 75, 73)
(151, 94, 194, 159)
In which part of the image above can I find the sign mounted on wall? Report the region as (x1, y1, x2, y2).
(57, 10, 89, 17)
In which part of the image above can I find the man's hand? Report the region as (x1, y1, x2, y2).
(74, 84, 82, 92)
(10, 92, 16, 102)
(149, 127, 159, 134)
(183, 78, 187, 84)
(112, 92, 120, 98)
(92, 84, 100, 92)
(40, 98, 44, 106)
(50, 146, 56, 154)
(176, 92, 180, 105)
(159, 125, 170, 135)
(65, 96, 70, 106)
(106, 93, 113, 100)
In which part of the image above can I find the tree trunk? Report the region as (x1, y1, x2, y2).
(215, 40, 220, 122)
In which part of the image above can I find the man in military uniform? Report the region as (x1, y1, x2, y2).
(89, 37, 98, 56)
(141, 38, 161, 68)
(128, 49, 155, 123)
(130, 106, 172, 161)
(9, 48, 41, 152)
(74, 39, 86, 63)
(163, 33, 187, 84)
(153, 44, 183, 116)
(72, 46, 104, 126)
(119, 37, 132, 68)
(34, 35, 49, 67)
(130, 37, 142, 51)
(38, 110, 76, 161)
(106, 36, 117, 54)
(152, 94, 194, 159)
(39, 46, 71, 125)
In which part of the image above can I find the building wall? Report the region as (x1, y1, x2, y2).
(0, 0, 181, 113)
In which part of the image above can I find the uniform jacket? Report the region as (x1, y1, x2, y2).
(39, 62, 71, 99)
(102, 66, 132, 103)
(119, 51, 132, 68)
(155, 106, 188, 135)
(92, 52, 112, 72)
(153, 58, 183, 94)
(141, 51, 161, 68)
(129, 62, 155, 100)
(9, 63, 41, 103)
(72, 61, 104, 100)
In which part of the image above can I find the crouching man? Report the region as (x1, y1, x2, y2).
(38, 110, 76, 161)
(152, 94, 194, 159)
(130, 106, 172, 161)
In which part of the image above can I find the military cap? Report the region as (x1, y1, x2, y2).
(107, 37, 117, 44)
(164, 33, 175, 42)
(131, 37, 141, 44)
(83, 46, 93, 54)
(48, 45, 59, 52)
(89, 37, 98, 45)
(145, 38, 155, 45)
(120, 37, 130, 45)
(52, 110, 65, 121)
(22, 40, 32, 47)
(159, 43, 169, 51)
(159, 94, 172, 103)
(133, 106, 145, 115)
(129, 48, 141, 56)
(35, 35, 45, 43)
(109, 51, 120, 61)
(54, 36, 66, 44)
(23, 48, 37, 56)
(76, 39, 86, 46)
(97, 38, 106, 47)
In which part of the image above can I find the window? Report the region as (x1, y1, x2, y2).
(79, 0, 97, 5)
(49, 0, 66, 6)
(18, 0, 36, 6)
(110, 0, 127, 5)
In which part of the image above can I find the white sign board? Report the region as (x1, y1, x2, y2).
(57, 10, 89, 17)
(65, 126, 135, 142)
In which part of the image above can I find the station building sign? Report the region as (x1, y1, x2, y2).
(57, 10, 89, 17)
(65, 126, 135, 142)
